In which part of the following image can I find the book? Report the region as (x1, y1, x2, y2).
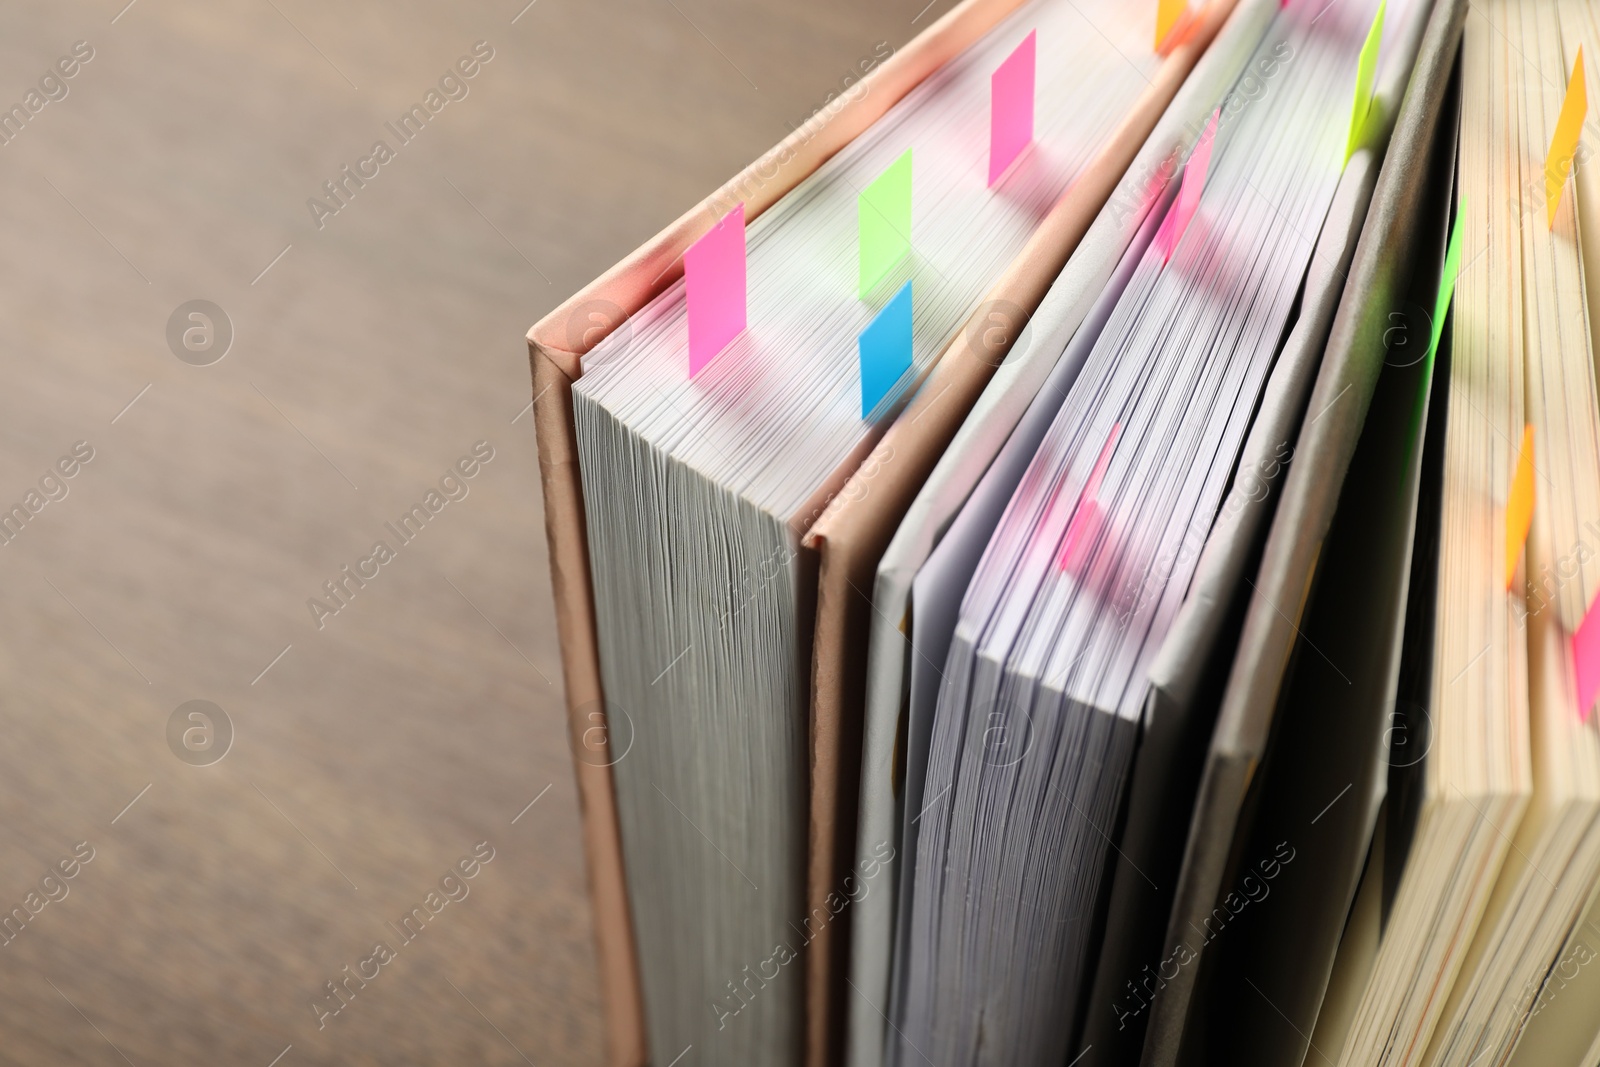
(1075, 2, 1449, 1063)
(1416, 6, 1600, 1062)
(1161, 41, 1459, 1067)
(1125, 1, 1468, 1063)
(795, 2, 1240, 1059)
(528, 8, 1050, 1058)
(1506, 880, 1600, 1066)
(1326, 4, 1600, 1065)
(874, 2, 1428, 1063)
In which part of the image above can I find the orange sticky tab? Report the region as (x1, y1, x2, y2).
(1506, 424, 1535, 589)
(1156, 0, 1187, 51)
(1547, 47, 1587, 228)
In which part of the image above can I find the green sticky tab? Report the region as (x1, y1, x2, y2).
(1345, 0, 1386, 162)
(1428, 196, 1464, 360)
(859, 149, 913, 298)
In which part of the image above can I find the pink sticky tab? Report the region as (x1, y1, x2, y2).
(685, 204, 747, 376)
(989, 31, 1036, 187)
(1159, 108, 1219, 263)
(1058, 423, 1121, 573)
(1574, 593, 1600, 722)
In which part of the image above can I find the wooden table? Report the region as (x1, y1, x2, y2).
(0, 0, 947, 1062)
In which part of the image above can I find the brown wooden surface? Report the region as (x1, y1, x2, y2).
(0, 1, 953, 1063)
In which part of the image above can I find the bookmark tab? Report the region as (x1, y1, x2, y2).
(859, 280, 913, 417)
(1428, 200, 1465, 361)
(1058, 423, 1121, 574)
(684, 203, 747, 376)
(1159, 108, 1218, 263)
(990, 31, 1036, 186)
(1346, 1, 1386, 162)
(859, 149, 913, 298)
(1506, 425, 1535, 589)
(1156, 0, 1187, 51)
(1575, 593, 1600, 722)
(1547, 46, 1587, 228)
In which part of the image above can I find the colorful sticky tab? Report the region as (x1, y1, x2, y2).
(990, 31, 1037, 186)
(1506, 425, 1535, 589)
(1547, 46, 1587, 228)
(859, 149, 913, 298)
(1428, 200, 1465, 361)
(859, 280, 913, 417)
(1575, 593, 1600, 723)
(1159, 108, 1219, 263)
(1058, 423, 1121, 573)
(684, 203, 747, 376)
(1156, 0, 1187, 51)
(1346, 1, 1386, 162)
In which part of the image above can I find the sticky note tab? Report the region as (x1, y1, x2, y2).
(1156, 0, 1187, 51)
(1428, 200, 1465, 360)
(1506, 425, 1535, 589)
(1575, 593, 1600, 722)
(684, 203, 747, 376)
(859, 280, 913, 417)
(1159, 108, 1218, 263)
(1547, 46, 1587, 228)
(1059, 423, 1121, 573)
(859, 149, 912, 298)
(990, 31, 1036, 186)
(1346, 0, 1386, 162)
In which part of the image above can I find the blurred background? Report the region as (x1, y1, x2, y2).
(0, 1, 952, 1063)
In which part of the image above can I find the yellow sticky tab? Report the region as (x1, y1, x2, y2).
(1156, 0, 1187, 51)
(1345, 1, 1386, 162)
(1547, 47, 1587, 228)
(1506, 424, 1535, 589)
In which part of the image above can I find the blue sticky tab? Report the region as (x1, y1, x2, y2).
(858, 281, 914, 418)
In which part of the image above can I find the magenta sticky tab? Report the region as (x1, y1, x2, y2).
(1575, 593, 1600, 722)
(1058, 423, 1120, 574)
(685, 204, 747, 376)
(989, 31, 1036, 187)
(1158, 108, 1219, 263)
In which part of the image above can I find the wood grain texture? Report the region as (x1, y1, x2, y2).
(0, 1, 952, 1063)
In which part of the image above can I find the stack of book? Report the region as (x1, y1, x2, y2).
(526, 0, 1600, 1064)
